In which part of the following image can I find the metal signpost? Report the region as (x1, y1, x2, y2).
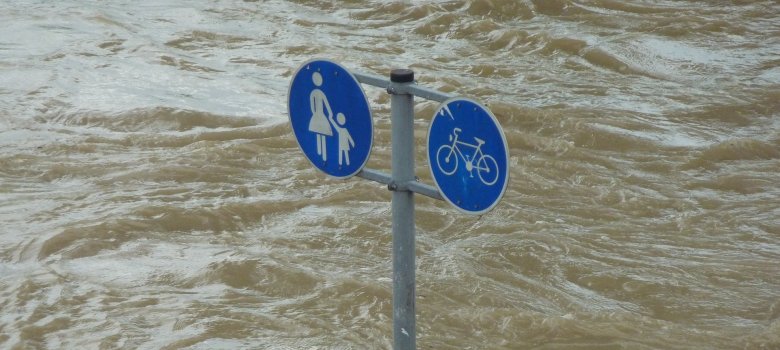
(287, 59, 510, 350)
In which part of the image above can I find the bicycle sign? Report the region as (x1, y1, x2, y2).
(427, 98, 509, 214)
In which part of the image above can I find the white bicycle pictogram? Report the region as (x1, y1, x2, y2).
(435, 127, 499, 186)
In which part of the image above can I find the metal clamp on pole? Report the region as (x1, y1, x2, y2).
(353, 71, 453, 103)
(357, 168, 443, 201)
(389, 68, 416, 350)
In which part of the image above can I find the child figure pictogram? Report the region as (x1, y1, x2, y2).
(329, 112, 355, 166)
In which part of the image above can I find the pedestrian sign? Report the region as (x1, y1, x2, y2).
(288, 59, 373, 178)
(427, 98, 509, 214)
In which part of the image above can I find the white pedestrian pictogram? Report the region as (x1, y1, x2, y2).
(329, 112, 355, 166)
(308, 71, 333, 162)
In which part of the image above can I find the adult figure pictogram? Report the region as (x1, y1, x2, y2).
(308, 71, 333, 162)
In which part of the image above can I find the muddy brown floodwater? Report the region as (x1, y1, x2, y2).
(1, 1, 779, 349)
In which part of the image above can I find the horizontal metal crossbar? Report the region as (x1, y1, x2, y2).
(358, 168, 443, 201)
(351, 70, 447, 203)
(353, 72, 453, 103)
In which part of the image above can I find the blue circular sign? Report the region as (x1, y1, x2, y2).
(427, 98, 509, 214)
(288, 59, 373, 179)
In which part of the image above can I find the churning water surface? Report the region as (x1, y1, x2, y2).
(1, 1, 779, 349)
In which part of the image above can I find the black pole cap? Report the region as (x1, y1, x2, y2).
(390, 69, 414, 83)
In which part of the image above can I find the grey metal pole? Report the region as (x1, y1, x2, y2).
(389, 68, 416, 350)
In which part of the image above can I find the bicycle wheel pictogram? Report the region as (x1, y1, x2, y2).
(436, 144, 458, 175)
(476, 154, 499, 186)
